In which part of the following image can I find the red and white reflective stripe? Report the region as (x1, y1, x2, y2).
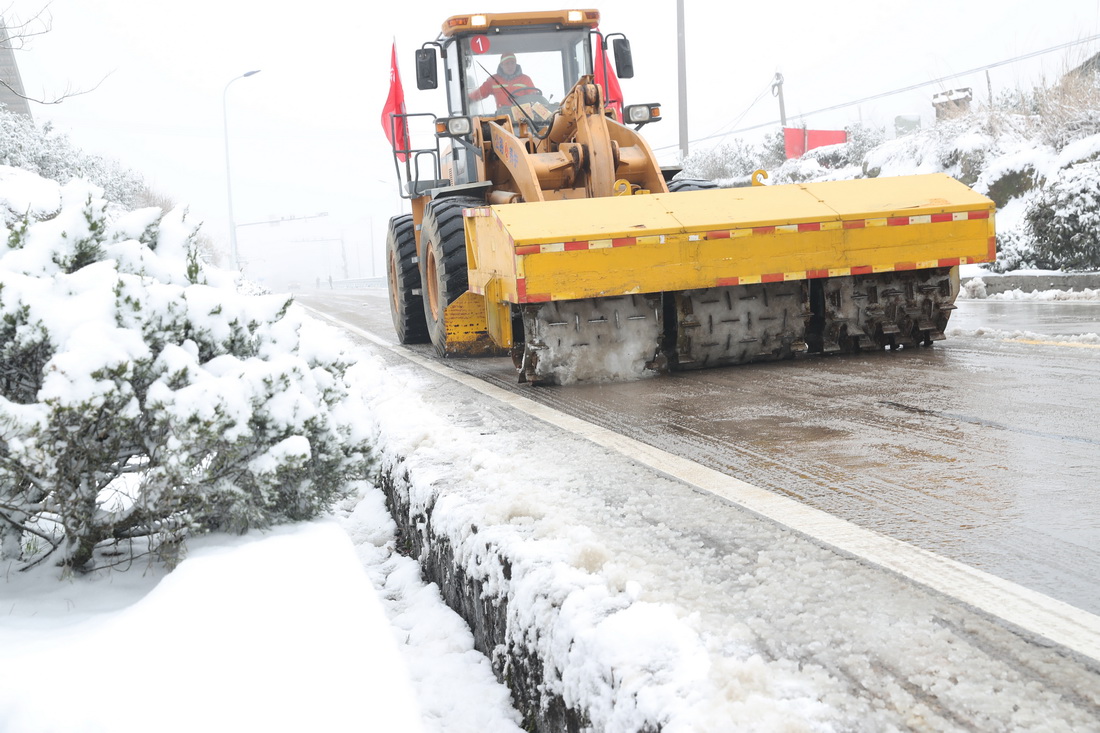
(515, 235, 662, 256)
(714, 257, 975, 288)
(697, 209, 991, 241)
(515, 278, 550, 303)
(510, 209, 991, 253)
(517, 249, 981, 302)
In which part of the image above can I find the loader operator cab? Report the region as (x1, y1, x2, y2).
(460, 38, 583, 122)
(411, 9, 634, 190)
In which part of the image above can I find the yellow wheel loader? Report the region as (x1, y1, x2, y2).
(385, 9, 996, 384)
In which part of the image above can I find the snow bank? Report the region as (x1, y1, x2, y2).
(947, 326, 1100, 345)
(0, 524, 425, 733)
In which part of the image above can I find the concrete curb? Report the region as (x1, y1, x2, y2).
(962, 273, 1100, 295)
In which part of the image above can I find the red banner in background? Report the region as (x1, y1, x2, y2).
(593, 36, 623, 122)
(784, 128, 847, 159)
(381, 42, 409, 162)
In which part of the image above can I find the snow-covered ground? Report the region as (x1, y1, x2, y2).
(5, 288, 1100, 731)
(0, 489, 523, 732)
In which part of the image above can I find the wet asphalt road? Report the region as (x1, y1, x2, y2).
(297, 288, 1100, 616)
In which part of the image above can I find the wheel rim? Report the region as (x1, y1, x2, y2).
(425, 245, 441, 319)
(388, 249, 400, 314)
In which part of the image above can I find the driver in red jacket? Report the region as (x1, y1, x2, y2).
(469, 53, 539, 107)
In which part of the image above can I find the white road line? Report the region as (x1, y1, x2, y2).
(306, 305, 1100, 664)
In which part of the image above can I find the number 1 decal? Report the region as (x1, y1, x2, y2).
(470, 34, 490, 54)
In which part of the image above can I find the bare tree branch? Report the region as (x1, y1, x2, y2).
(0, 2, 54, 50)
(0, 2, 113, 105)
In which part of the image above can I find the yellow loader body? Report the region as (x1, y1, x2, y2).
(388, 8, 996, 383)
(460, 173, 995, 351)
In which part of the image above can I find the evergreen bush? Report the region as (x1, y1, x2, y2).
(1025, 161, 1100, 271)
(0, 174, 369, 573)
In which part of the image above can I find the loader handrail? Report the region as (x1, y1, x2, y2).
(389, 111, 445, 200)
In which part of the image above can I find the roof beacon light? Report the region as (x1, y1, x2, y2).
(567, 10, 583, 22)
(471, 14, 488, 27)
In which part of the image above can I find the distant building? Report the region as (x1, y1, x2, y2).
(894, 115, 921, 137)
(932, 88, 972, 120)
(1067, 51, 1100, 82)
(0, 19, 32, 119)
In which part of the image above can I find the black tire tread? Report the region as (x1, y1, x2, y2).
(421, 196, 484, 354)
(386, 214, 430, 344)
(668, 177, 719, 192)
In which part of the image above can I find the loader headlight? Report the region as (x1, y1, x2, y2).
(436, 116, 473, 137)
(624, 103, 661, 126)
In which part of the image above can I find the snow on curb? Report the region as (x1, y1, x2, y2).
(366, 376, 714, 732)
(321, 309, 1100, 732)
(959, 275, 1100, 300)
(947, 327, 1100, 345)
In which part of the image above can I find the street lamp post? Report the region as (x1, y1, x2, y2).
(223, 69, 261, 271)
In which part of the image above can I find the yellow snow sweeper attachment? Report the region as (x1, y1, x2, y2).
(384, 9, 995, 384)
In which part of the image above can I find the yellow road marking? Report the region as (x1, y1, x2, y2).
(1011, 338, 1100, 349)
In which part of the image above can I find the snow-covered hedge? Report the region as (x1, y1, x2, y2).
(0, 105, 145, 208)
(1025, 160, 1100, 271)
(0, 168, 370, 573)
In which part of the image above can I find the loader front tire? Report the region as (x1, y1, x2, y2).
(386, 214, 429, 344)
(420, 196, 482, 356)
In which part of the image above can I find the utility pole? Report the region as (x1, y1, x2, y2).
(223, 69, 261, 271)
(772, 72, 787, 127)
(677, 0, 688, 161)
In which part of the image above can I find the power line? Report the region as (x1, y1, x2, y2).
(694, 79, 774, 144)
(659, 31, 1100, 152)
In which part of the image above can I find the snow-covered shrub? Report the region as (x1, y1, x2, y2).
(1031, 74, 1100, 149)
(0, 169, 369, 573)
(0, 105, 145, 208)
(680, 138, 763, 182)
(1024, 160, 1100, 271)
(759, 129, 787, 170)
(986, 227, 1046, 272)
(843, 123, 886, 166)
(680, 130, 787, 186)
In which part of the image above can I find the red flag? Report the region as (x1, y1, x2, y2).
(593, 37, 623, 122)
(381, 42, 409, 162)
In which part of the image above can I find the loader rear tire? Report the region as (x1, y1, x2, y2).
(386, 214, 429, 344)
(668, 177, 718, 192)
(420, 196, 482, 356)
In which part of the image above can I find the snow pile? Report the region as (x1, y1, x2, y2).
(981, 287, 1100, 301)
(960, 276, 989, 299)
(0, 522, 428, 733)
(948, 326, 1100, 344)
